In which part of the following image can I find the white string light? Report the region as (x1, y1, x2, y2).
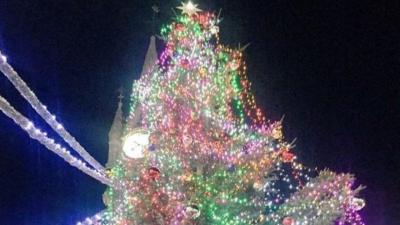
(76, 210, 106, 225)
(0, 94, 112, 186)
(0, 50, 105, 174)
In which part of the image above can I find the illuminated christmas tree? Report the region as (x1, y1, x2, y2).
(0, 2, 365, 225)
(100, 2, 365, 225)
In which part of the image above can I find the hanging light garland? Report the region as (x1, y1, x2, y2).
(0, 94, 111, 186)
(0, 50, 106, 175)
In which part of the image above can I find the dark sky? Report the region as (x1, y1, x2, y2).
(0, 0, 398, 224)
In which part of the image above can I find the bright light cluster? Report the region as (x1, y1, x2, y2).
(0, 56, 105, 174)
(102, 2, 365, 225)
(0, 95, 111, 186)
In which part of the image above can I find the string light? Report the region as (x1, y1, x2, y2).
(0, 95, 112, 186)
(0, 52, 105, 175)
(0, 51, 7, 64)
(102, 2, 365, 224)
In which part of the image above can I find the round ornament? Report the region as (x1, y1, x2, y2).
(180, 58, 191, 69)
(282, 216, 295, 225)
(282, 150, 295, 163)
(175, 23, 185, 32)
(186, 204, 201, 219)
(210, 25, 219, 34)
(199, 67, 207, 77)
(148, 144, 156, 152)
(271, 127, 283, 140)
(148, 167, 161, 180)
(351, 197, 366, 211)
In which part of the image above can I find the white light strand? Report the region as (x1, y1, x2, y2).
(0, 94, 112, 186)
(0, 51, 105, 174)
(76, 210, 106, 225)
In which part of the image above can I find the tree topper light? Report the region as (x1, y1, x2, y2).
(177, 1, 202, 16)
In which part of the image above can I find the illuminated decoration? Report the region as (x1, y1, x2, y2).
(0, 50, 105, 174)
(147, 167, 161, 180)
(177, 1, 202, 16)
(186, 205, 201, 218)
(282, 150, 295, 163)
(122, 129, 150, 159)
(76, 211, 106, 225)
(266, 170, 366, 225)
(0, 95, 111, 186)
(282, 216, 295, 225)
(0, 2, 366, 225)
(103, 1, 365, 224)
(352, 197, 366, 211)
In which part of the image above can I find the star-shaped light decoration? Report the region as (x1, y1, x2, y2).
(177, 1, 202, 16)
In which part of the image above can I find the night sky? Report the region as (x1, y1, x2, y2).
(0, 1, 398, 224)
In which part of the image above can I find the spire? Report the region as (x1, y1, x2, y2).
(127, 36, 158, 130)
(106, 92, 124, 168)
(140, 35, 158, 78)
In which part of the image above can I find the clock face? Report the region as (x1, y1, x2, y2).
(122, 130, 150, 159)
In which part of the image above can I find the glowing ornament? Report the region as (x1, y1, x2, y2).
(177, 1, 202, 16)
(351, 197, 366, 211)
(175, 23, 185, 32)
(282, 216, 295, 225)
(180, 58, 191, 69)
(271, 126, 283, 139)
(186, 204, 201, 219)
(148, 167, 161, 180)
(197, 12, 210, 26)
(199, 67, 207, 77)
(122, 129, 150, 159)
(282, 150, 295, 163)
(210, 25, 219, 34)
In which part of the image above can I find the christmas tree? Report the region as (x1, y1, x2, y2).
(100, 2, 365, 225)
(0, 2, 365, 225)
